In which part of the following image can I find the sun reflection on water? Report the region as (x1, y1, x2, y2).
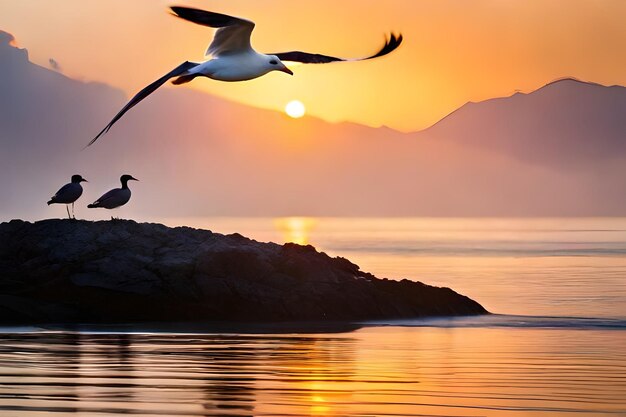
(1, 326, 625, 416)
(274, 217, 317, 245)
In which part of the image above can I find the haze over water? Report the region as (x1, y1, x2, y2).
(1, 217, 625, 416)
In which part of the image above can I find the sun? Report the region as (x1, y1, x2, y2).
(285, 100, 306, 118)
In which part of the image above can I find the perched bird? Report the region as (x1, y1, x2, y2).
(88, 175, 139, 217)
(47, 174, 88, 219)
(86, 6, 403, 146)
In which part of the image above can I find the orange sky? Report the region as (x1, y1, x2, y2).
(1, 0, 624, 131)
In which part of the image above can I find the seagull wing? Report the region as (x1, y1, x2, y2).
(91, 189, 118, 206)
(170, 6, 255, 57)
(53, 183, 73, 199)
(86, 61, 199, 147)
(90, 188, 122, 207)
(271, 33, 403, 64)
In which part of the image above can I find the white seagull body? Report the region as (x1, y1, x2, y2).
(87, 6, 402, 146)
(47, 174, 87, 219)
(187, 53, 280, 82)
(88, 175, 138, 210)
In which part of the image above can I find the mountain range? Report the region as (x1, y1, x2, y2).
(1, 30, 625, 219)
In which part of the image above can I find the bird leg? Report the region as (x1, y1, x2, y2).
(72, 202, 76, 219)
(66, 205, 71, 220)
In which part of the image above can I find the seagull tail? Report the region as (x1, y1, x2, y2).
(47, 199, 54, 205)
(87, 203, 98, 209)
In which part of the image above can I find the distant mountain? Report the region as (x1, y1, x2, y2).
(425, 78, 626, 168)
(1, 30, 625, 218)
(0, 31, 126, 218)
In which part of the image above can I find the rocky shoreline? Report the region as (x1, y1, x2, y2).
(0, 219, 487, 323)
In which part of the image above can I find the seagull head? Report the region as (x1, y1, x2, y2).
(71, 174, 88, 183)
(267, 55, 293, 76)
(120, 174, 139, 184)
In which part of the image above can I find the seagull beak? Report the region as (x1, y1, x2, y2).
(82, 179, 88, 182)
(131, 177, 139, 181)
(280, 66, 294, 76)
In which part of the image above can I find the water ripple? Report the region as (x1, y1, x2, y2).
(0, 328, 624, 416)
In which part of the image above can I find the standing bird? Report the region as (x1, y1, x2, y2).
(86, 6, 402, 146)
(88, 175, 139, 218)
(47, 174, 88, 219)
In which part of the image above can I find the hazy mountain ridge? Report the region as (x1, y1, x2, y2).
(425, 77, 626, 168)
(1, 31, 625, 218)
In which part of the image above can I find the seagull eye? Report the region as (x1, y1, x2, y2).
(269, 60, 278, 65)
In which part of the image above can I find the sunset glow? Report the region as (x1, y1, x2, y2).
(1, 1, 626, 416)
(1, 0, 623, 131)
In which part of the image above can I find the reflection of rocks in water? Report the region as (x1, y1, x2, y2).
(1, 328, 623, 416)
(192, 336, 258, 415)
(198, 334, 357, 416)
(98, 334, 136, 403)
(0, 332, 83, 414)
(57, 332, 82, 406)
(0, 332, 357, 416)
(256, 335, 357, 416)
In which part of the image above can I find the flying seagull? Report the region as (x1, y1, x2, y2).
(47, 174, 88, 219)
(86, 6, 403, 146)
(88, 175, 139, 216)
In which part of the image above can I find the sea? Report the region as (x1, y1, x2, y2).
(1, 217, 625, 416)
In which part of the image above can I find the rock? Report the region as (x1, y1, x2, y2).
(0, 219, 488, 323)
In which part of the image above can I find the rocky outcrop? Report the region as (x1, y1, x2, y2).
(0, 219, 487, 323)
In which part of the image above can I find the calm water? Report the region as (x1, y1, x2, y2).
(2, 218, 626, 416)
